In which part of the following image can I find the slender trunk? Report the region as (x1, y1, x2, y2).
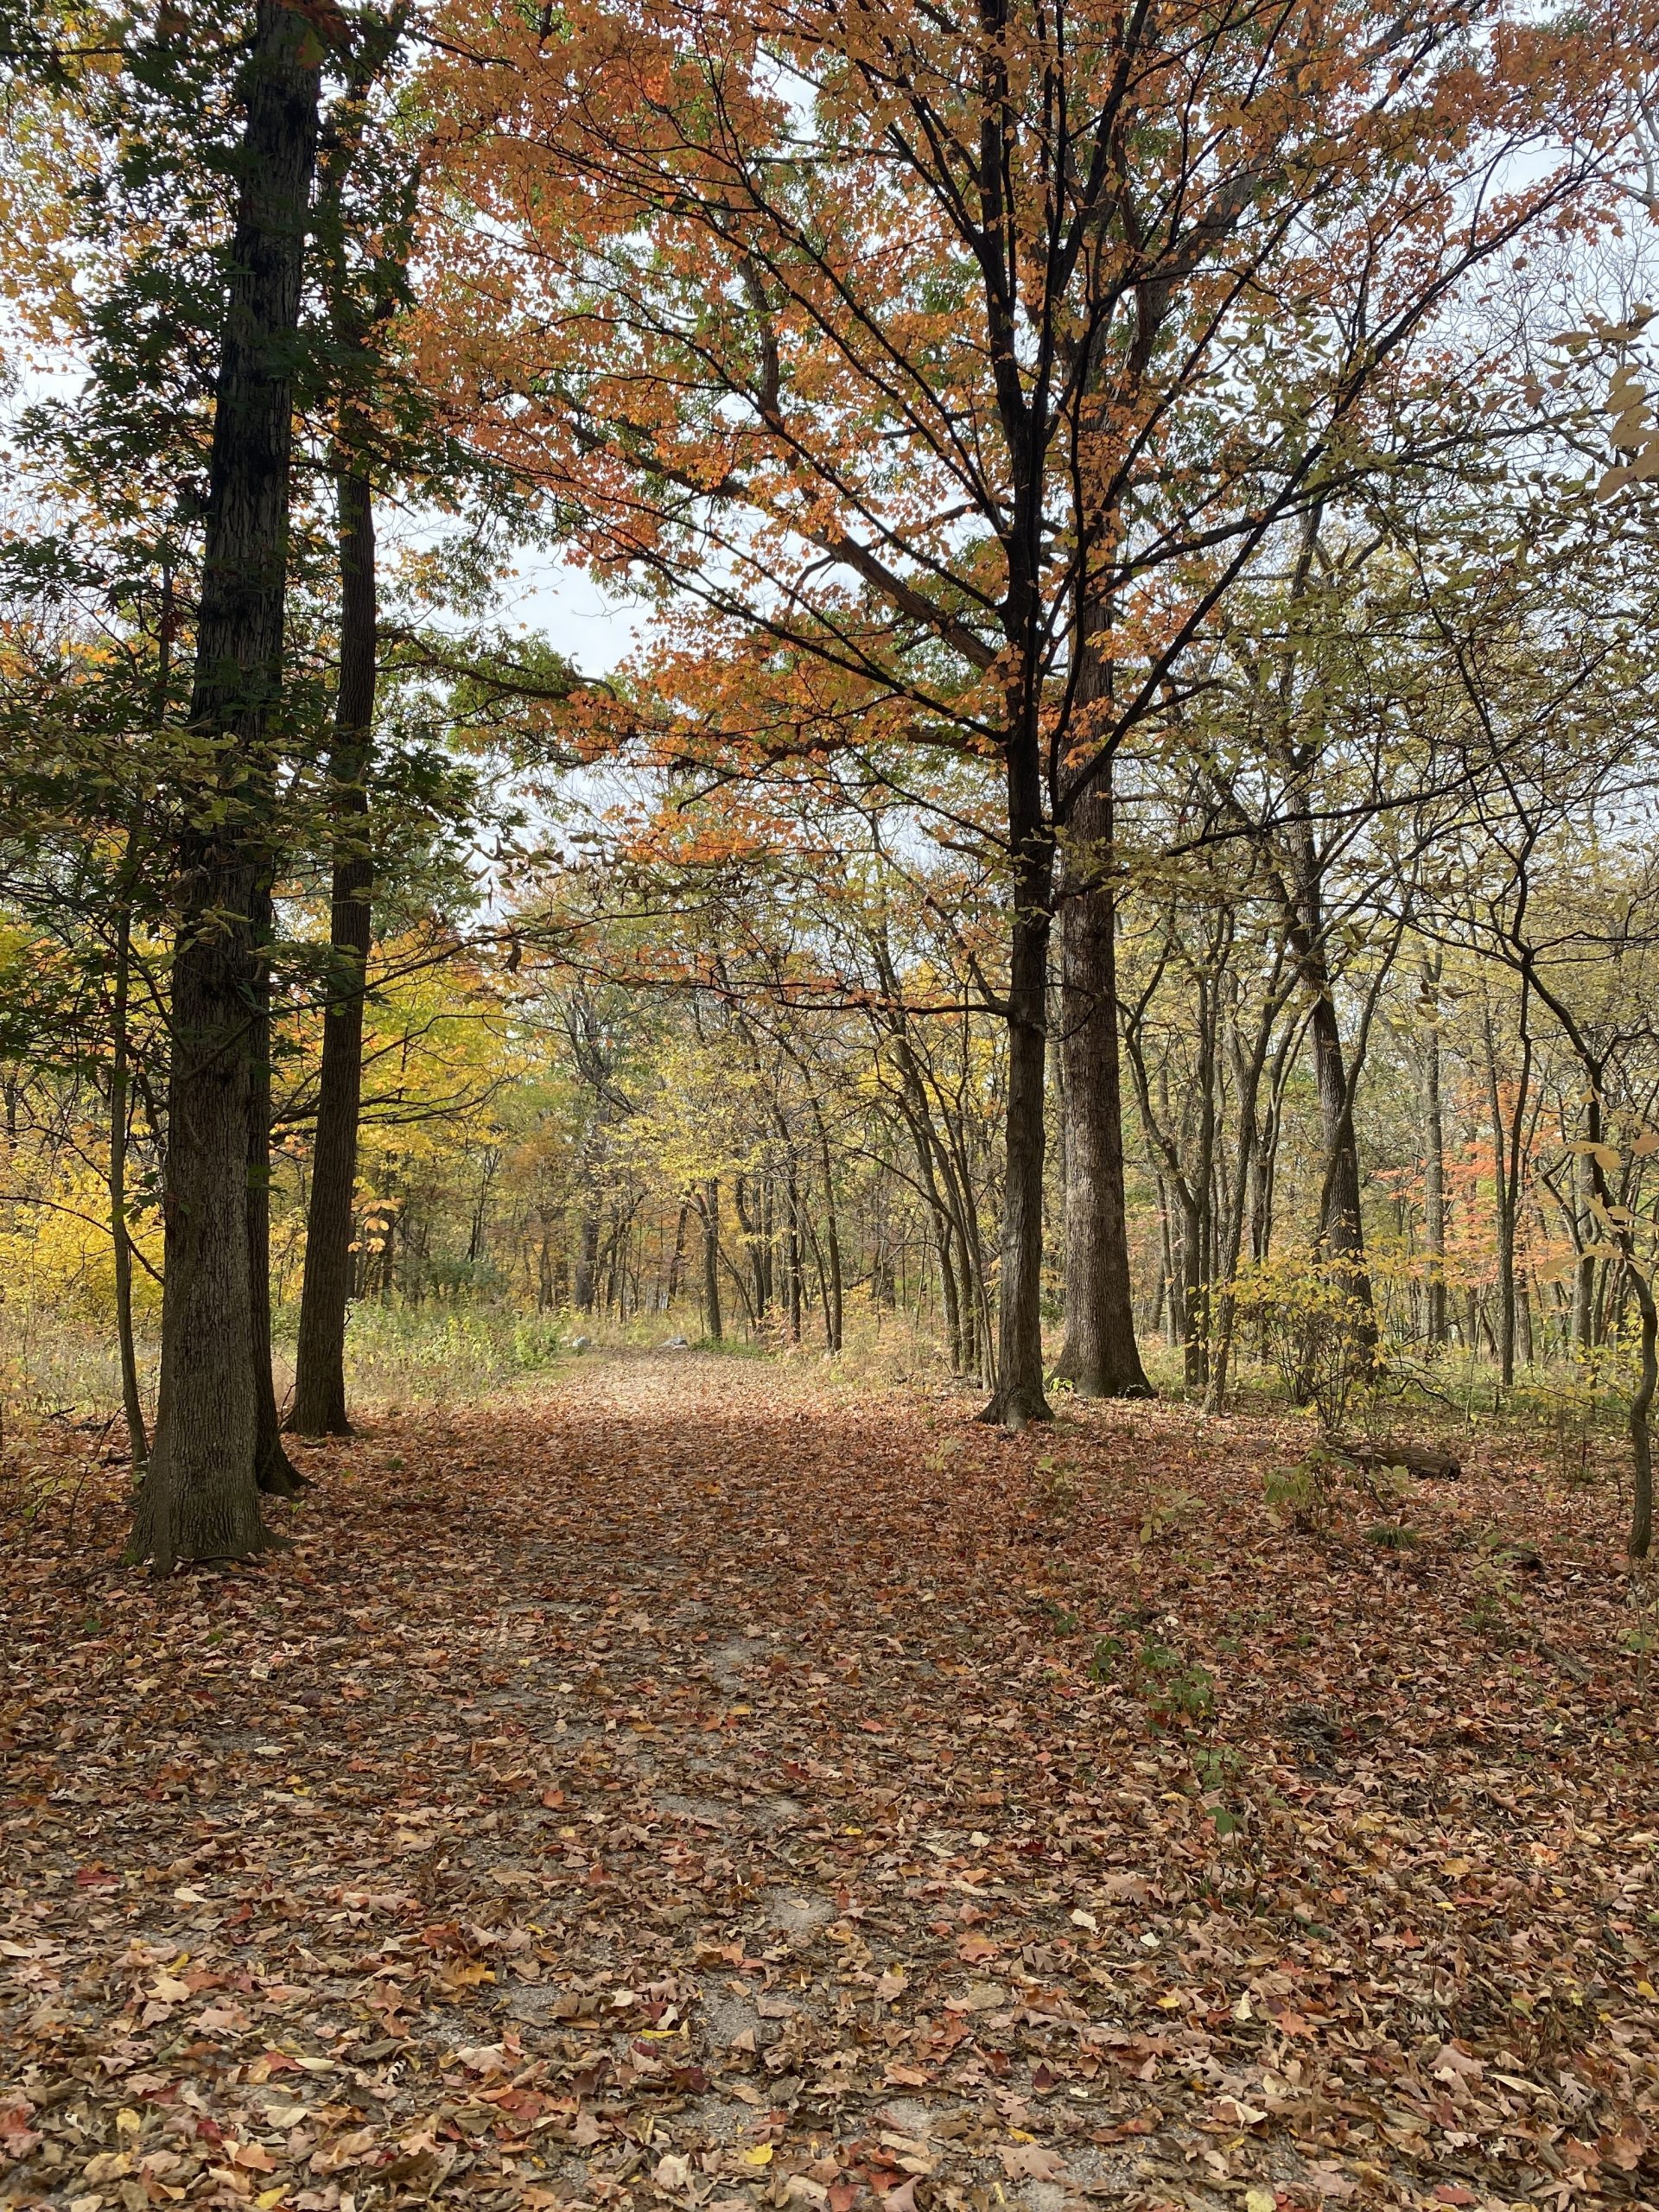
(110, 885, 149, 1467)
(575, 1209, 600, 1310)
(819, 1128, 843, 1351)
(130, 3, 322, 1572)
(702, 1179, 722, 1342)
(1421, 966, 1447, 1350)
(1053, 777, 1151, 1397)
(249, 874, 303, 1495)
(1205, 986, 1285, 1413)
(1288, 830, 1370, 1301)
(1628, 1263, 1656, 1560)
(1180, 1190, 1206, 1388)
(1481, 991, 1516, 1391)
(111, 583, 173, 1471)
(981, 736, 1053, 1427)
(786, 1167, 802, 1342)
(665, 1200, 689, 1307)
(1154, 1176, 1176, 1344)
(1573, 1148, 1597, 1350)
(1185, 979, 1219, 1389)
(1310, 985, 1366, 1271)
(938, 1217, 964, 1370)
(290, 467, 377, 1434)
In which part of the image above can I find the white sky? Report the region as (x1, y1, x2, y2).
(500, 547, 646, 679)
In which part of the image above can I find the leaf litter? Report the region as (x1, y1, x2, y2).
(0, 1352, 1654, 2212)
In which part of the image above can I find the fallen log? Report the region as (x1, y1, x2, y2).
(1325, 1435, 1462, 1481)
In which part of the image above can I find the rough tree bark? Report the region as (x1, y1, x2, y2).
(129, 2, 323, 1573)
(289, 467, 377, 1434)
(980, 734, 1054, 1427)
(1052, 773, 1152, 1398)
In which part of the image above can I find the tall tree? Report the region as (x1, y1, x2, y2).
(289, 6, 413, 1434)
(428, 0, 1636, 1425)
(130, 0, 324, 1572)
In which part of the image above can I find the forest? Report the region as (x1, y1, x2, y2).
(2, 3, 1658, 2211)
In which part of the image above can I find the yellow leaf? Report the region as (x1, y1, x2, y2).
(116, 2109, 142, 2135)
(742, 2144, 774, 2165)
(257, 2190, 287, 2209)
(1637, 1980, 1657, 1999)
(1571, 1141, 1621, 1172)
(1247, 2190, 1276, 2212)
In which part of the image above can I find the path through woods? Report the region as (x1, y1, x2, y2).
(1, 1354, 1655, 2209)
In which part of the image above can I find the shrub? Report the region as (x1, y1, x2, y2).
(1230, 1251, 1381, 1431)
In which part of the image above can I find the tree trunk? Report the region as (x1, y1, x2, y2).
(1628, 1262, 1656, 1560)
(1052, 778, 1152, 1397)
(702, 1179, 722, 1342)
(1573, 1147, 1597, 1350)
(1204, 985, 1285, 1414)
(1421, 964, 1447, 1350)
(980, 739, 1053, 1427)
(1310, 987, 1366, 1269)
(575, 1209, 601, 1310)
(665, 1200, 689, 1308)
(786, 1167, 802, 1342)
(819, 1123, 842, 1351)
(130, 3, 322, 1573)
(289, 467, 377, 1435)
(1480, 988, 1521, 1392)
(249, 875, 303, 1495)
(109, 881, 149, 1468)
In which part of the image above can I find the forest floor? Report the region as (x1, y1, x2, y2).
(1, 1351, 1656, 2212)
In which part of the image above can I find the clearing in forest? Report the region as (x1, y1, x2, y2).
(0, 1354, 1653, 2212)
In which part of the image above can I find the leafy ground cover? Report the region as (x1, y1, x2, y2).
(0, 1353, 1654, 2212)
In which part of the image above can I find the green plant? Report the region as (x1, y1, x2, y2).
(1138, 1486, 1201, 1547)
(1090, 1619, 1215, 1726)
(1465, 1553, 1522, 1634)
(1230, 1252, 1382, 1431)
(1263, 1447, 1344, 1534)
(1365, 1521, 1419, 1550)
(1138, 1639, 1217, 1724)
(1035, 1452, 1080, 1517)
(1190, 1743, 1248, 1838)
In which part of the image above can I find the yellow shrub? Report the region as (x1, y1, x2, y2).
(0, 1158, 162, 1325)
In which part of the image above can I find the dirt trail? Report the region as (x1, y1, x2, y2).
(1, 1351, 1654, 2210)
